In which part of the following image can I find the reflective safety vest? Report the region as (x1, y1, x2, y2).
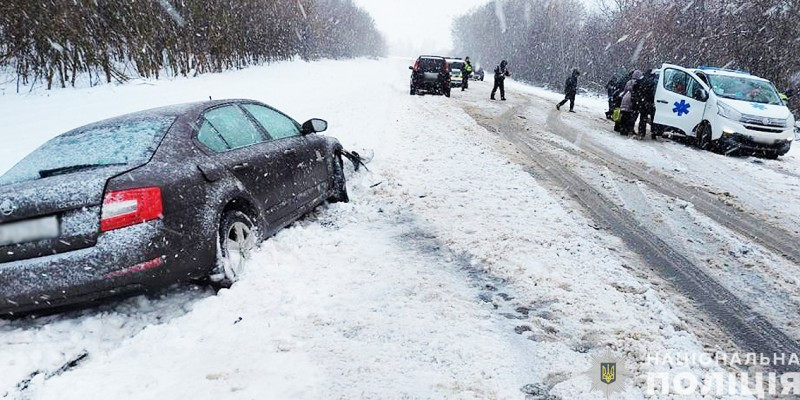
(464, 63, 473, 74)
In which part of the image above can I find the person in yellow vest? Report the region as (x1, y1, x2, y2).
(462, 57, 474, 91)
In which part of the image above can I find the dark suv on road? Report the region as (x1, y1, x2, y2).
(409, 56, 450, 97)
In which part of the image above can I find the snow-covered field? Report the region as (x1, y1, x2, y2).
(2, 57, 797, 399)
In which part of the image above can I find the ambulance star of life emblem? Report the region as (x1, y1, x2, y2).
(583, 350, 630, 398)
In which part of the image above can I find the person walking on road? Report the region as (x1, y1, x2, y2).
(491, 60, 511, 100)
(462, 57, 474, 91)
(557, 69, 581, 112)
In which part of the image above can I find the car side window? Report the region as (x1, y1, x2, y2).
(204, 105, 264, 149)
(664, 68, 689, 96)
(242, 104, 301, 140)
(197, 120, 229, 152)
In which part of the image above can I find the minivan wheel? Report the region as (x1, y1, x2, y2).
(695, 123, 712, 150)
(328, 153, 349, 203)
(211, 210, 258, 289)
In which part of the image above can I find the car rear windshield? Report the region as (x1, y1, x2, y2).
(419, 58, 444, 72)
(0, 116, 174, 185)
(707, 75, 782, 105)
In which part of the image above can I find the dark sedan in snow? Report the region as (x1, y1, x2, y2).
(0, 99, 348, 315)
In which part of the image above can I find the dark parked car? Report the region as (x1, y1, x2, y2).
(471, 67, 485, 81)
(409, 55, 451, 97)
(0, 99, 349, 315)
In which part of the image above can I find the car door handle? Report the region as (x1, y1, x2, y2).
(283, 148, 297, 155)
(657, 100, 669, 104)
(232, 162, 251, 171)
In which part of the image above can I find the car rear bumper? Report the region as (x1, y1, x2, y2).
(0, 221, 170, 315)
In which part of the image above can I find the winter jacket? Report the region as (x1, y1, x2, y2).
(565, 69, 580, 95)
(494, 64, 510, 80)
(621, 70, 643, 112)
(621, 80, 636, 111)
(463, 61, 474, 76)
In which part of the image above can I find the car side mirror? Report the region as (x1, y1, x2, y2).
(301, 118, 327, 135)
(695, 88, 709, 102)
(408, 66, 413, 70)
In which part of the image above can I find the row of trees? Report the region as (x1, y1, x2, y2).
(0, 0, 386, 90)
(453, 0, 800, 101)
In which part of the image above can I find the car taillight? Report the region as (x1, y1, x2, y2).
(101, 187, 163, 232)
(413, 60, 420, 71)
(444, 62, 449, 73)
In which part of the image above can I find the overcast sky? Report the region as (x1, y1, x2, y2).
(352, 0, 599, 57)
(352, 0, 494, 56)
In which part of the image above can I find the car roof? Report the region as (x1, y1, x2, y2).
(73, 100, 260, 129)
(692, 67, 769, 82)
(419, 55, 445, 60)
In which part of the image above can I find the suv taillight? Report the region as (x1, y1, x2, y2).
(444, 62, 449, 73)
(413, 60, 420, 71)
(101, 187, 163, 232)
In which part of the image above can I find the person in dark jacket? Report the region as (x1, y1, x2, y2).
(605, 77, 617, 119)
(491, 60, 511, 100)
(557, 69, 580, 112)
(634, 69, 658, 139)
(620, 69, 643, 136)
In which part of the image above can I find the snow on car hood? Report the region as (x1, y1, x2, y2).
(721, 98, 793, 120)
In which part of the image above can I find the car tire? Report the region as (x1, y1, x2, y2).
(211, 210, 258, 289)
(410, 85, 416, 96)
(328, 153, 349, 203)
(443, 85, 451, 98)
(695, 123, 712, 150)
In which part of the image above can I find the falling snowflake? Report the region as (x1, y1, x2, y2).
(673, 100, 691, 116)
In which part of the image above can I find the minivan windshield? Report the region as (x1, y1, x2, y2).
(0, 116, 174, 185)
(706, 74, 783, 105)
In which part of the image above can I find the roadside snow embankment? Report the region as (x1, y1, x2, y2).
(1, 57, 722, 399)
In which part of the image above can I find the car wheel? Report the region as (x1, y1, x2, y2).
(211, 210, 258, 289)
(764, 152, 779, 160)
(410, 85, 416, 95)
(444, 85, 451, 98)
(695, 123, 712, 150)
(328, 153, 349, 203)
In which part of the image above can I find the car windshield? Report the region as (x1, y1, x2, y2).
(0, 116, 174, 185)
(706, 74, 782, 105)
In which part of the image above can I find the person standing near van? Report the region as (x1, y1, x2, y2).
(620, 69, 643, 136)
(557, 69, 581, 112)
(634, 69, 658, 138)
(491, 60, 511, 100)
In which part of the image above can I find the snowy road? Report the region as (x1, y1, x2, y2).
(1, 57, 799, 399)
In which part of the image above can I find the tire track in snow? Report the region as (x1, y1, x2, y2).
(467, 103, 800, 371)
(541, 106, 800, 266)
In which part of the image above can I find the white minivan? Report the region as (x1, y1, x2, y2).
(654, 64, 795, 159)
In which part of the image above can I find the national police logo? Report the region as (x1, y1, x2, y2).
(600, 362, 616, 384)
(583, 351, 629, 398)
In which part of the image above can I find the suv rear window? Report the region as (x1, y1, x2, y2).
(419, 58, 444, 72)
(0, 117, 174, 185)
